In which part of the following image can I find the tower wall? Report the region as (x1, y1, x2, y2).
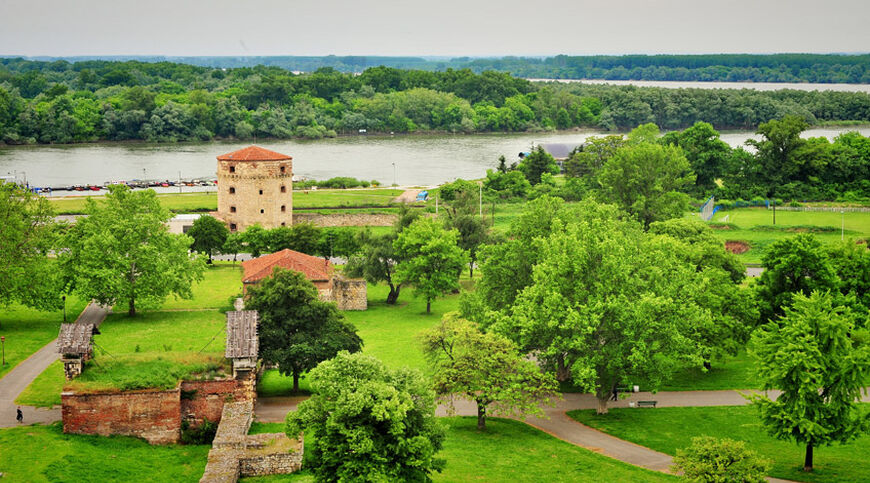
(217, 159, 293, 231)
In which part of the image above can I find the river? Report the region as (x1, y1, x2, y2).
(530, 79, 870, 93)
(2, 126, 870, 189)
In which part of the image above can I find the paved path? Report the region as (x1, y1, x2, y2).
(0, 302, 109, 428)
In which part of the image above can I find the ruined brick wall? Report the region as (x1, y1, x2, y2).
(62, 388, 181, 444)
(331, 277, 367, 310)
(181, 379, 239, 426)
(293, 212, 397, 227)
(217, 159, 293, 231)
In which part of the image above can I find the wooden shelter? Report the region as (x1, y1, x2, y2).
(57, 323, 99, 380)
(226, 310, 259, 378)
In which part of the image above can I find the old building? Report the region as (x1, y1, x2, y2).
(216, 146, 293, 232)
(241, 249, 367, 310)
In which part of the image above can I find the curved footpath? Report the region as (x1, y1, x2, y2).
(256, 389, 870, 483)
(0, 302, 109, 427)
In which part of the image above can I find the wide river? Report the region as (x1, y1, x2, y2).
(2, 126, 870, 188)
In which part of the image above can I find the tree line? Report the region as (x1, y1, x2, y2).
(2, 58, 870, 144)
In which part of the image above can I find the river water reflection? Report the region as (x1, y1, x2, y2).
(2, 126, 870, 188)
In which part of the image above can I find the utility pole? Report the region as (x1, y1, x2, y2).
(178, 171, 182, 193)
(1, 336, 5, 366)
(841, 210, 845, 241)
(392, 163, 397, 187)
(478, 182, 483, 217)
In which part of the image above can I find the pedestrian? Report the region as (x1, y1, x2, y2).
(610, 386, 619, 401)
(16, 407, 23, 424)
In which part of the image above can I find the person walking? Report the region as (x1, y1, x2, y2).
(610, 386, 619, 401)
(16, 407, 23, 424)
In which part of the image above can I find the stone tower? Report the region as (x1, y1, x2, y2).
(216, 145, 293, 232)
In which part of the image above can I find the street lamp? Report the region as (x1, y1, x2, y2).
(1, 336, 5, 366)
(392, 163, 397, 187)
(62, 295, 67, 323)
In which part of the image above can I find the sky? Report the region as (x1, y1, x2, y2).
(1, 0, 868, 57)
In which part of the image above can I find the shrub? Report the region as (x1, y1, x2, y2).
(672, 436, 771, 483)
(180, 417, 218, 445)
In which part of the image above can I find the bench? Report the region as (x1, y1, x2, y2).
(636, 400, 657, 408)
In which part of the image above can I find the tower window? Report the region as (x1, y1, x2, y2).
(230, 223, 237, 231)
(229, 166, 235, 173)
(280, 166, 286, 174)
(281, 222, 286, 226)
(259, 189, 263, 195)
(281, 205, 286, 212)
(260, 209, 265, 214)
(280, 185, 286, 193)
(230, 206, 236, 213)
(229, 187, 235, 194)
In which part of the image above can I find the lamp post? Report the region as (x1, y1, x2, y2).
(62, 295, 67, 323)
(392, 162, 397, 187)
(1, 336, 5, 366)
(178, 170, 182, 193)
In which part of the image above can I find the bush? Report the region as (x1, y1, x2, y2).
(672, 436, 771, 483)
(180, 417, 218, 445)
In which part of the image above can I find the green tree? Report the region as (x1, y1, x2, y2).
(420, 315, 558, 430)
(517, 145, 559, 185)
(0, 182, 60, 320)
(394, 218, 468, 313)
(596, 142, 694, 229)
(60, 185, 204, 316)
(440, 188, 491, 278)
(285, 351, 445, 482)
(756, 234, 839, 323)
(672, 436, 772, 483)
(246, 268, 362, 392)
(749, 292, 870, 472)
(660, 122, 733, 195)
(497, 202, 709, 413)
(187, 215, 229, 263)
(221, 232, 244, 264)
(746, 115, 809, 224)
(267, 222, 321, 254)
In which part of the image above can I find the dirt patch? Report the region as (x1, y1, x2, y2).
(393, 189, 421, 203)
(725, 241, 751, 254)
(708, 223, 733, 230)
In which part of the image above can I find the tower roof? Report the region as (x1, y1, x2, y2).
(216, 145, 292, 162)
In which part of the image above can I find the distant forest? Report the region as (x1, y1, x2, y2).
(21, 53, 870, 83)
(1, 57, 870, 144)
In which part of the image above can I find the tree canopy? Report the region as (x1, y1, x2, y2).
(245, 267, 362, 392)
(59, 185, 205, 316)
(187, 215, 229, 263)
(286, 351, 445, 482)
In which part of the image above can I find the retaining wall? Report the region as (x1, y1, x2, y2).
(293, 212, 397, 227)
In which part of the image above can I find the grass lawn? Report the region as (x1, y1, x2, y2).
(0, 422, 210, 482)
(706, 208, 870, 264)
(67, 353, 229, 393)
(47, 188, 406, 214)
(240, 418, 676, 482)
(569, 405, 870, 483)
(657, 351, 759, 391)
(161, 263, 242, 310)
(15, 361, 63, 407)
(0, 296, 88, 380)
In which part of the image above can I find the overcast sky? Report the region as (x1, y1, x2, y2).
(2, 0, 868, 57)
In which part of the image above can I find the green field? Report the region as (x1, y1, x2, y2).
(240, 418, 675, 483)
(0, 296, 88, 380)
(706, 207, 870, 263)
(570, 405, 870, 483)
(0, 422, 210, 482)
(46, 188, 407, 214)
(161, 263, 242, 310)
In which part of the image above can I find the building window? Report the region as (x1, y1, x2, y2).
(229, 187, 235, 194)
(229, 166, 235, 173)
(280, 166, 286, 174)
(259, 189, 263, 195)
(260, 209, 265, 214)
(281, 222, 286, 226)
(280, 185, 286, 193)
(230, 206, 236, 213)
(230, 223, 237, 231)
(281, 205, 286, 212)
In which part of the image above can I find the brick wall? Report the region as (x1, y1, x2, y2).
(62, 388, 181, 445)
(331, 277, 367, 310)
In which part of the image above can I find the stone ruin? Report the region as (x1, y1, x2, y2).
(57, 323, 99, 380)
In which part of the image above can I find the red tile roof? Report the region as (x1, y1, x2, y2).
(241, 249, 333, 284)
(216, 145, 292, 162)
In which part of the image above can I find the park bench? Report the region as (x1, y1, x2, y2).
(636, 400, 657, 408)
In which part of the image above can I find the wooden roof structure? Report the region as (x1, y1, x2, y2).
(57, 323, 98, 355)
(226, 310, 259, 359)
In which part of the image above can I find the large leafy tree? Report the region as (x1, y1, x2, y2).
(286, 351, 445, 482)
(749, 292, 870, 472)
(420, 315, 558, 430)
(746, 115, 809, 224)
(596, 142, 694, 229)
(0, 182, 61, 320)
(440, 188, 491, 278)
(517, 145, 559, 185)
(496, 202, 710, 413)
(246, 268, 362, 392)
(60, 185, 204, 316)
(755, 234, 839, 323)
(660, 121, 733, 195)
(394, 217, 468, 313)
(187, 215, 229, 263)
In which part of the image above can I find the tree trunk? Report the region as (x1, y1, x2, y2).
(426, 299, 431, 313)
(293, 372, 300, 393)
(207, 251, 213, 264)
(596, 397, 609, 415)
(804, 442, 813, 472)
(703, 360, 712, 371)
(468, 260, 474, 279)
(128, 297, 136, 317)
(477, 401, 486, 430)
(386, 284, 400, 304)
(555, 356, 571, 382)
